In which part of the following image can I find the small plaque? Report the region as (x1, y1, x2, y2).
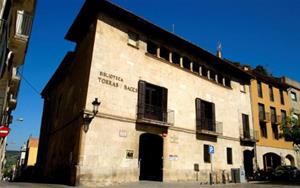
(119, 130, 127, 137)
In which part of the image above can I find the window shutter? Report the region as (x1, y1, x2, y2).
(162, 87, 168, 122)
(195, 98, 201, 128)
(138, 80, 146, 118)
(212, 103, 216, 131)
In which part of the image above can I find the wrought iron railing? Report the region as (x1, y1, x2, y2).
(15, 10, 33, 39)
(137, 104, 174, 125)
(196, 119, 223, 135)
(240, 129, 259, 142)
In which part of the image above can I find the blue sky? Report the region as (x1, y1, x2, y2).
(7, 0, 300, 150)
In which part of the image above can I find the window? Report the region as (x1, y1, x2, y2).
(137, 81, 168, 122)
(227, 148, 233, 164)
(257, 82, 263, 98)
(280, 90, 285, 105)
(272, 124, 279, 140)
(195, 98, 216, 132)
(269, 86, 274, 102)
(281, 110, 287, 123)
(242, 114, 250, 138)
(128, 32, 139, 48)
(258, 103, 265, 121)
(260, 122, 267, 138)
(291, 92, 297, 101)
(270, 107, 276, 123)
(224, 77, 231, 87)
(147, 41, 157, 55)
(204, 144, 210, 163)
(160, 46, 169, 60)
(172, 52, 180, 65)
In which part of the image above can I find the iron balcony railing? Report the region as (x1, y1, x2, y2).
(240, 129, 259, 142)
(271, 114, 282, 124)
(15, 10, 33, 39)
(137, 104, 174, 126)
(259, 112, 270, 122)
(196, 119, 223, 135)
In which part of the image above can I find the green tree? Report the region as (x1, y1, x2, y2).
(280, 115, 300, 146)
(254, 65, 271, 76)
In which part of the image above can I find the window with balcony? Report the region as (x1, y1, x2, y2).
(260, 122, 267, 138)
(137, 80, 168, 123)
(269, 86, 274, 102)
(272, 124, 279, 140)
(227, 147, 233, 164)
(15, 10, 33, 38)
(270, 107, 277, 124)
(259, 103, 265, 121)
(203, 144, 211, 163)
(257, 82, 263, 98)
(196, 98, 216, 132)
(280, 90, 285, 105)
(242, 114, 250, 139)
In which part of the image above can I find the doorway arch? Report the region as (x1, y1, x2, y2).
(263, 152, 281, 171)
(285, 154, 295, 166)
(139, 133, 163, 181)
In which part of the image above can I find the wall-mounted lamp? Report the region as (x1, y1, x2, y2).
(83, 98, 101, 132)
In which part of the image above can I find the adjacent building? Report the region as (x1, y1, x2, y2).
(0, 0, 36, 179)
(37, 0, 257, 186)
(281, 77, 300, 167)
(248, 70, 296, 171)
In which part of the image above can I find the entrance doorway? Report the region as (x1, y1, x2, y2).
(263, 153, 281, 172)
(139, 133, 163, 181)
(243, 150, 254, 178)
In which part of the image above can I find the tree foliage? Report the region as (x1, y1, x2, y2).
(254, 65, 271, 76)
(280, 115, 300, 147)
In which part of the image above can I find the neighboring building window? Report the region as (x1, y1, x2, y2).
(195, 98, 216, 132)
(291, 92, 297, 101)
(260, 122, 267, 138)
(258, 103, 265, 121)
(270, 107, 277, 124)
(137, 80, 168, 122)
(204, 144, 211, 163)
(280, 90, 285, 105)
(242, 114, 250, 138)
(240, 84, 246, 93)
(128, 32, 139, 48)
(227, 147, 233, 164)
(257, 82, 263, 98)
(272, 124, 279, 140)
(269, 86, 274, 102)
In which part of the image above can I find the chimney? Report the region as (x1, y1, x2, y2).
(216, 42, 222, 58)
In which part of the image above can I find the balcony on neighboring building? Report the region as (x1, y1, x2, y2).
(259, 112, 270, 122)
(196, 119, 223, 136)
(15, 10, 33, 40)
(137, 104, 174, 126)
(8, 94, 17, 110)
(9, 67, 21, 94)
(271, 115, 281, 124)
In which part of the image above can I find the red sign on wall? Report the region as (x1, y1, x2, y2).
(0, 126, 10, 138)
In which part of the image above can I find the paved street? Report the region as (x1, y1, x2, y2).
(1, 181, 300, 188)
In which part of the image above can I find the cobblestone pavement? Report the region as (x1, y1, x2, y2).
(1, 181, 300, 188)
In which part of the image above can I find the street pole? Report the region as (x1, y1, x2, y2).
(210, 153, 213, 185)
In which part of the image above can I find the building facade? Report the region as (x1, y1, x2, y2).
(37, 0, 257, 186)
(248, 71, 297, 172)
(281, 77, 300, 168)
(0, 0, 36, 179)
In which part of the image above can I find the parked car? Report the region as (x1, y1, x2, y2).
(272, 165, 300, 181)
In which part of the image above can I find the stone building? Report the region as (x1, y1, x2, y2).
(0, 0, 36, 179)
(248, 70, 297, 171)
(281, 77, 300, 167)
(36, 0, 256, 186)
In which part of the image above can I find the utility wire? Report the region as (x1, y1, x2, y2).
(17, 70, 41, 96)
